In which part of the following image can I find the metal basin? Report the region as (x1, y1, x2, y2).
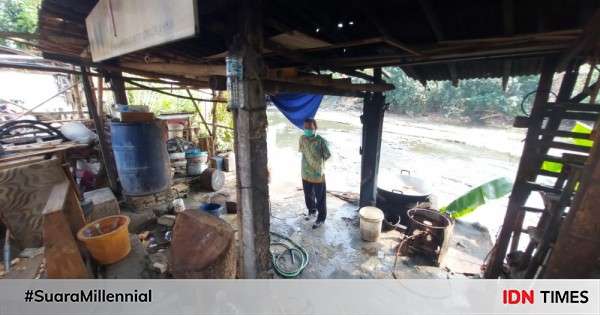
(376, 174, 432, 226)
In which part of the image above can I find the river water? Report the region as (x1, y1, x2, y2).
(266, 106, 544, 243)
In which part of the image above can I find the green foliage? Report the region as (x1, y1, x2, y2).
(384, 67, 540, 123)
(0, 0, 40, 48)
(440, 177, 513, 219)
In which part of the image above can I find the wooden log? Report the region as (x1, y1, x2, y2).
(169, 210, 236, 278)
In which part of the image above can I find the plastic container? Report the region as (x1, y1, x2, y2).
(200, 203, 224, 217)
(211, 156, 224, 171)
(167, 123, 185, 139)
(77, 215, 131, 265)
(111, 122, 171, 196)
(199, 151, 209, 164)
(186, 149, 206, 176)
(359, 206, 384, 242)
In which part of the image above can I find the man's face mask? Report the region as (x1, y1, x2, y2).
(304, 129, 315, 137)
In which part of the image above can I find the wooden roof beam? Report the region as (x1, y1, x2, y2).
(264, 39, 375, 82)
(363, 4, 422, 56)
(120, 62, 226, 77)
(502, 0, 515, 91)
(418, 0, 444, 42)
(557, 8, 600, 70)
(418, 0, 457, 85)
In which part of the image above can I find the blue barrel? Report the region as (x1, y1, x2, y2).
(111, 122, 171, 196)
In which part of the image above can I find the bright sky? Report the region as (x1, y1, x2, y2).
(0, 70, 68, 112)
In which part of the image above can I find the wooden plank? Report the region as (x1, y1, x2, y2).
(548, 102, 600, 112)
(0, 158, 66, 248)
(41, 181, 69, 215)
(570, 79, 600, 103)
(117, 112, 156, 123)
(43, 211, 89, 278)
(548, 141, 591, 153)
(546, 111, 599, 121)
(269, 31, 331, 50)
(86, 0, 198, 62)
(0, 143, 84, 164)
(82, 66, 119, 192)
(121, 63, 225, 77)
(64, 187, 87, 235)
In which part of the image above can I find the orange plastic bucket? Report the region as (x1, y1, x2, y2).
(77, 215, 131, 265)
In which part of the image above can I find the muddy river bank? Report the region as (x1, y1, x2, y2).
(266, 106, 530, 242)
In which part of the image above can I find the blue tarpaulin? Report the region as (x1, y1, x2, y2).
(270, 93, 324, 129)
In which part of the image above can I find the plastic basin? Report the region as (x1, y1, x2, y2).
(200, 203, 224, 217)
(77, 215, 131, 265)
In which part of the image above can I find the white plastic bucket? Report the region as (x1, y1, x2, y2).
(359, 206, 384, 242)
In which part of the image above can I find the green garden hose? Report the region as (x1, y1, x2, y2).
(269, 231, 309, 278)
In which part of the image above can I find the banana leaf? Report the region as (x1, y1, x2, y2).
(440, 177, 513, 219)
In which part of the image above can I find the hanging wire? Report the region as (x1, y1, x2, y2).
(520, 89, 559, 116)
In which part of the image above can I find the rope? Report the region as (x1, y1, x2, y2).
(269, 231, 309, 278)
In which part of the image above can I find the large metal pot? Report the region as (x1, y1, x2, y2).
(376, 171, 432, 226)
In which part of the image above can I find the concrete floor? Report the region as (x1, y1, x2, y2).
(186, 172, 493, 279)
(268, 189, 492, 279)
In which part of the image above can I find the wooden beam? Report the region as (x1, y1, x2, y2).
(44, 210, 89, 278)
(359, 68, 386, 207)
(209, 74, 387, 96)
(418, 0, 444, 41)
(231, 0, 271, 279)
(107, 71, 128, 105)
(362, 4, 421, 56)
(418, 0, 460, 85)
(263, 80, 365, 97)
(571, 79, 600, 103)
(557, 8, 600, 70)
(186, 89, 213, 137)
(81, 66, 119, 192)
(121, 62, 226, 77)
(502, 0, 514, 92)
(503, 0, 515, 36)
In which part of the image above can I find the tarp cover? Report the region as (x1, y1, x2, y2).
(270, 93, 323, 129)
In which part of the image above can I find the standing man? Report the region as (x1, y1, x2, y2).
(299, 118, 331, 229)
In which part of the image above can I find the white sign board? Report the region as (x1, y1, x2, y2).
(86, 0, 198, 62)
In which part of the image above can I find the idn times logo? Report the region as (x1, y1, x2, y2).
(502, 289, 589, 304)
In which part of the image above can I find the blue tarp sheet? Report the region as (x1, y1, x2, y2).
(270, 93, 324, 129)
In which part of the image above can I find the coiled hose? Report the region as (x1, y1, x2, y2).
(269, 231, 309, 278)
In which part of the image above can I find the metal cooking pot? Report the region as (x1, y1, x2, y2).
(376, 170, 432, 226)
